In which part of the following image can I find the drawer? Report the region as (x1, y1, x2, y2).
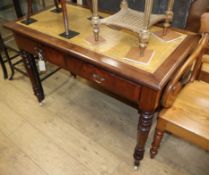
(14, 34, 66, 68)
(14, 34, 39, 54)
(66, 57, 141, 102)
(43, 46, 66, 68)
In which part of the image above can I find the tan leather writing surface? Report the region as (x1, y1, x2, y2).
(18, 5, 187, 73)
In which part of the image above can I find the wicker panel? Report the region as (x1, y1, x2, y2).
(101, 8, 166, 33)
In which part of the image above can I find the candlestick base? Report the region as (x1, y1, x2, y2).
(51, 8, 62, 13)
(21, 18, 37, 25)
(88, 16, 103, 20)
(59, 30, 80, 39)
(124, 47, 155, 65)
(85, 35, 105, 45)
(153, 29, 182, 42)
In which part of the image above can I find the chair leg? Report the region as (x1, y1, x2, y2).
(0, 35, 15, 80)
(0, 54, 8, 79)
(3, 48, 15, 80)
(0, 34, 11, 79)
(150, 121, 165, 158)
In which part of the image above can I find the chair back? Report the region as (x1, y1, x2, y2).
(161, 13, 209, 108)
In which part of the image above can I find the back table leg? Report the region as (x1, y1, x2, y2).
(21, 50, 45, 103)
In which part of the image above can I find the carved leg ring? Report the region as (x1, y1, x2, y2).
(150, 129, 164, 158)
(21, 50, 45, 103)
(139, 29, 151, 56)
(134, 111, 154, 167)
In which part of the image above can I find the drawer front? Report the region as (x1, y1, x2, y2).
(66, 57, 141, 102)
(15, 34, 141, 102)
(15, 34, 66, 68)
(43, 46, 66, 68)
(15, 34, 38, 54)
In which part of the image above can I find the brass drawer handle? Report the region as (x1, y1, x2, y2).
(92, 73, 105, 84)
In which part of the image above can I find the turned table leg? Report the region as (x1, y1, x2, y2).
(0, 35, 8, 79)
(134, 111, 155, 168)
(21, 50, 45, 103)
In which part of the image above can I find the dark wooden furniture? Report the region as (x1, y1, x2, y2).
(0, 50, 8, 79)
(12, 0, 24, 18)
(0, 33, 19, 79)
(4, 4, 200, 168)
(150, 13, 209, 159)
(12, 0, 46, 18)
(0, 33, 8, 79)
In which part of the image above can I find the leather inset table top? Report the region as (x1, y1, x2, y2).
(18, 4, 187, 73)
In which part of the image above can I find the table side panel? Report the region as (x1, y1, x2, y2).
(66, 56, 141, 102)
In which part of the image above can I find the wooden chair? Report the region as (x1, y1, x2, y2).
(150, 13, 209, 159)
(0, 33, 18, 80)
(186, 4, 209, 83)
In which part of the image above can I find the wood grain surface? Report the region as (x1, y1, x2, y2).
(0, 66, 209, 175)
(160, 81, 209, 151)
(4, 4, 199, 90)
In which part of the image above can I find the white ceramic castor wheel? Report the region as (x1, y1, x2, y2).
(39, 101, 44, 106)
(134, 165, 139, 171)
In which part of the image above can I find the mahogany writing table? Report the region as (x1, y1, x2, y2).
(4, 4, 199, 167)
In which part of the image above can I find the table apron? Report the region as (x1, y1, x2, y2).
(14, 33, 142, 103)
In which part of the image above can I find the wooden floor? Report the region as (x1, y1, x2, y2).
(0, 65, 209, 175)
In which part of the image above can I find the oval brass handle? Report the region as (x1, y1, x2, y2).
(92, 73, 105, 84)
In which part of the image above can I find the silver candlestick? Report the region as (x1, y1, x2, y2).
(91, 0, 100, 41)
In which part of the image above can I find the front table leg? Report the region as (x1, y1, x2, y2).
(21, 50, 45, 103)
(134, 111, 155, 167)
